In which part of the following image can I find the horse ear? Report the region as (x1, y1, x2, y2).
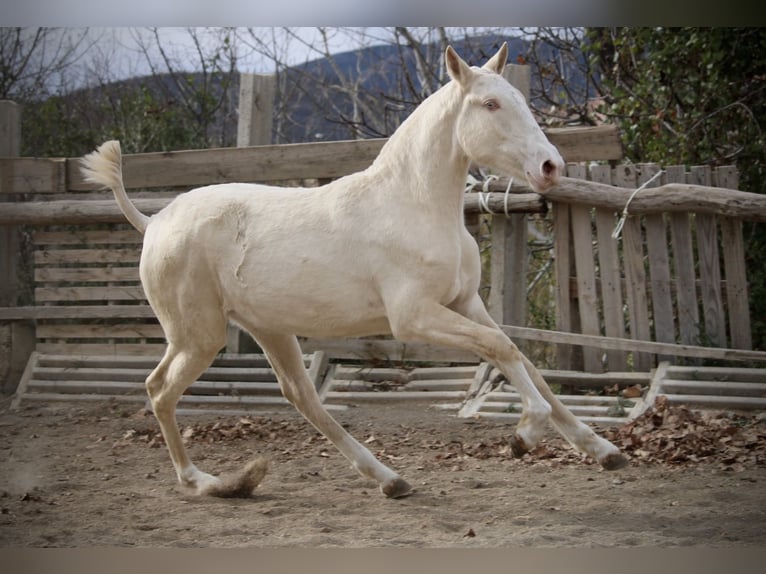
(445, 45, 473, 87)
(482, 42, 509, 75)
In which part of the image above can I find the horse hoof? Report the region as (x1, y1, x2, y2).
(509, 435, 529, 458)
(205, 458, 269, 498)
(382, 477, 413, 499)
(600, 452, 629, 471)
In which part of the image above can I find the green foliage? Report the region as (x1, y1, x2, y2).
(585, 27, 766, 350)
(21, 78, 232, 157)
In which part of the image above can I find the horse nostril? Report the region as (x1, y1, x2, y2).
(542, 159, 557, 179)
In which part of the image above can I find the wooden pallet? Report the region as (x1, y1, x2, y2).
(630, 362, 766, 417)
(457, 367, 651, 426)
(320, 363, 486, 410)
(12, 351, 330, 415)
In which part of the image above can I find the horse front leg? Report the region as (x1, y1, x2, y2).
(454, 294, 628, 469)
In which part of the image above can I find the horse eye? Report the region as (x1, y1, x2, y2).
(483, 99, 500, 111)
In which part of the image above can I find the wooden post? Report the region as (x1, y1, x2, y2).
(716, 166, 751, 350)
(226, 74, 276, 354)
(488, 65, 530, 333)
(236, 73, 276, 148)
(0, 100, 34, 393)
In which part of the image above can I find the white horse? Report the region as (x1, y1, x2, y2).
(81, 44, 627, 499)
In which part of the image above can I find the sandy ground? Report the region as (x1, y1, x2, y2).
(1, 396, 765, 548)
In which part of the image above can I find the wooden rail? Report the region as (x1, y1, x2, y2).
(0, 125, 622, 195)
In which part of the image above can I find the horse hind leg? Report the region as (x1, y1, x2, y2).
(146, 341, 268, 497)
(519, 355, 629, 470)
(252, 330, 411, 498)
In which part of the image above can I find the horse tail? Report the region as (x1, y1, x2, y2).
(80, 140, 150, 234)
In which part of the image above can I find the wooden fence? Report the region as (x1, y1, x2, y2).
(2, 67, 766, 393)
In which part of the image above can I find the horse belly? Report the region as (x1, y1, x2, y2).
(221, 245, 391, 338)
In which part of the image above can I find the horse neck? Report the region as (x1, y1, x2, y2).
(369, 84, 470, 216)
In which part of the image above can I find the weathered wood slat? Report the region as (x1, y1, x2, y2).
(35, 342, 168, 355)
(552, 202, 574, 370)
(36, 322, 164, 339)
(544, 125, 623, 162)
(33, 228, 142, 245)
(569, 198, 602, 372)
(323, 390, 466, 402)
(661, 379, 766, 397)
(35, 266, 140, 283)
(2, 128, 620, 198)
(533, 176, 766, 222)
(590, 165, 627, 371)
(489, 391, 634, 407)
(300, 337, 478, 363)
(614, 166, 652, 371)
(665, 365, 765, 382)
(714, 166, 751, 349)
(0, 157, 66, 194)
(639, 166, 675, 364)
(720, 218, 752, 350)
(32, 366, 278, 382)
(1, 192, 545, 226)
(0, 305, 155, 320)
(500, 324, 766, 363)
(27, 380, 146, 394)
(35, 285, 146, 303)
(34, 247, 142, 265)
(662, 394, 766, 410)
(666, 167, 700, 349)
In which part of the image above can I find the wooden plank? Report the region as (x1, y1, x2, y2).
(661, 379, 766, 396)
(35, 342, 168, 355)
(34, 285, 147, 303)
(500, 324, 766, 363)
(543, 125, 623, 162)
(0, 126, 620, 198)
(34, 247, 142, 265)
(569, 199, 602, 371)
(36, 322, 164, 339)
(35, 266, 140, 283)
(716, 166, 752, 350)
(300, 337, 479, 363)
(690, 166, 727, 348)
(640, 165, 675, 356)
(591, 165, 627, 371)
(613, 165, 652, 370)
(33, 228, 142, 246)
(696, 211, 727, 347)
(0, 157, 66, 194)
(666, 365, 766, 382)
(67, 140, 389, 191)
(64, 127, 620, 192)
(666, 166, 700, 349)
(552, 202, 574, 370)
(487, 213, 527, 328)
(3, 192, 545, 226)
(0, 305, 155, 321)
(720, 217, 752, 349)
(662, 394, 766, 410)
(538, 175, 766, 222)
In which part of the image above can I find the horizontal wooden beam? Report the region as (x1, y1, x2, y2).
(480, 176, 766, 222)
(500, 325, 766, 363)
(0, 305, 156, 321)
(2, 126, 622, 196)
(0, 192, 545, 226)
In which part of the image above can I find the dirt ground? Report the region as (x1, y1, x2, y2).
(1, 395, 764, 548)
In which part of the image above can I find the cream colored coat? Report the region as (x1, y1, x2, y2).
(81, 44, 626, 499)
